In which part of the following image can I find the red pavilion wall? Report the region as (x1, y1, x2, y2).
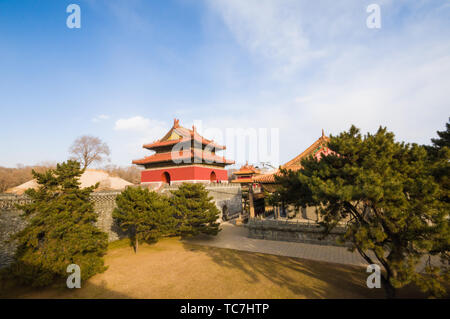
(141, 165, 228, 183)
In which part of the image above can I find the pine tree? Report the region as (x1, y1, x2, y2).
(113, 187, 176, 252)
(9, 160, 108, 287)
(431, 117, 450, 150)
(170, 183, 221, 237)
(275, 125, 449, 298)
(425, 117, 450, 160)
(425, 118, 450, 205)
(425, 119, 450, 284)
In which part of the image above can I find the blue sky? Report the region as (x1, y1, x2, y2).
(0, 0, 449, 168)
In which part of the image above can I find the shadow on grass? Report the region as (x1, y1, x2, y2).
(0, 279, 133, 299)
(182, 238, 430, 299)
(0, 261, 133, 299)
(0, 236, 435, 299)
(0, 236, 178, 299)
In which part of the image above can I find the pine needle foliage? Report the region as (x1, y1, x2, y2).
(113, 187, 176, 252)
(274, 125, 449, 298)
(170, 183, 221, 238)
(9, 160, 108, 287)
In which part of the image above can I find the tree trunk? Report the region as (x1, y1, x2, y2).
(249, 188, 255, 218)
(381, 276, 396, 299)
(134, 226, 138, 254)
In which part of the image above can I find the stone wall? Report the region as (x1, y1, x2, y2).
(0, 194, 31, 269)
(246, 218, 350, 247)
(206, 184, 242, 220)
(90, 191, 126, 242)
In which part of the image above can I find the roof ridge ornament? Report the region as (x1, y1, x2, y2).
(322, 128, 325, 138)
(173, 118, 180, 128)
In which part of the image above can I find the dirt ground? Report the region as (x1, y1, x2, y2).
(0, 238, 428, 299)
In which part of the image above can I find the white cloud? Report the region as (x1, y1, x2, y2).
(205, 0, 315, 75)
(294, 96, 313, 104)
(185, 45, 450, 167)
(87, 0, 150, 32)
(92, 114, 110, 122)
(107, 2, 450, 167)
(114, 116, 163, 132)
(112, 116, 168, 163)
(202, 0, 450, 162)
(204, 0, 390, 76)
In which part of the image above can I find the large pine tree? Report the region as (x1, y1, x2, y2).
(430, 117, 450, 151)
(9, 160, 108, 287)
(170, 183, 221, 237)
(274, 125, 449, 298)
(425, 118, 450, 204)
(113, 187, 176, 252)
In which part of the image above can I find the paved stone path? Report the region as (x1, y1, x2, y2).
(185, 222, 369, 267)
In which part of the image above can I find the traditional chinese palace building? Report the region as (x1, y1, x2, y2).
(132, 119, 235, 187)
(231, 162, 261, 185)
(252, 130, 331, 185)
(230, 163, 262, 218)
(250, 130, 333, 219)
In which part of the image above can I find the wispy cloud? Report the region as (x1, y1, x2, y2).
(101, 1, 450, 166)
(2, 1, 448, 168)
(91, 114, 110, 123)
(114, 116, 167, 139)
(115, 116, 155, 132)
(112, 116, 169, 164)
(87, 0, 150, 32)
(197, 0, 450, 163)
(205, 0, 320, 76)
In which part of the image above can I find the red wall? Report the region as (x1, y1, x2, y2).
(141, 166, 228, 183)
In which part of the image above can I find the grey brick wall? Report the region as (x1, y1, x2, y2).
(246, 218, 350, 247)
(0, 195, 30, 269)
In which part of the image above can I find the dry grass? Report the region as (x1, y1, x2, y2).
(1, 238, 428, 299)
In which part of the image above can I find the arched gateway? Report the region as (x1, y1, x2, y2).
(161, 172, 171, 184)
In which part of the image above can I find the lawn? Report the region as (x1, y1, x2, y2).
(0, 237, 428, 299)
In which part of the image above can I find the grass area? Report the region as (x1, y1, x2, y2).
(0, 237, 430, 299)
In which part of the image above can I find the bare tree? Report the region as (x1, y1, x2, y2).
(0, 163, 55, 193)
(69, 135, 111, 169)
